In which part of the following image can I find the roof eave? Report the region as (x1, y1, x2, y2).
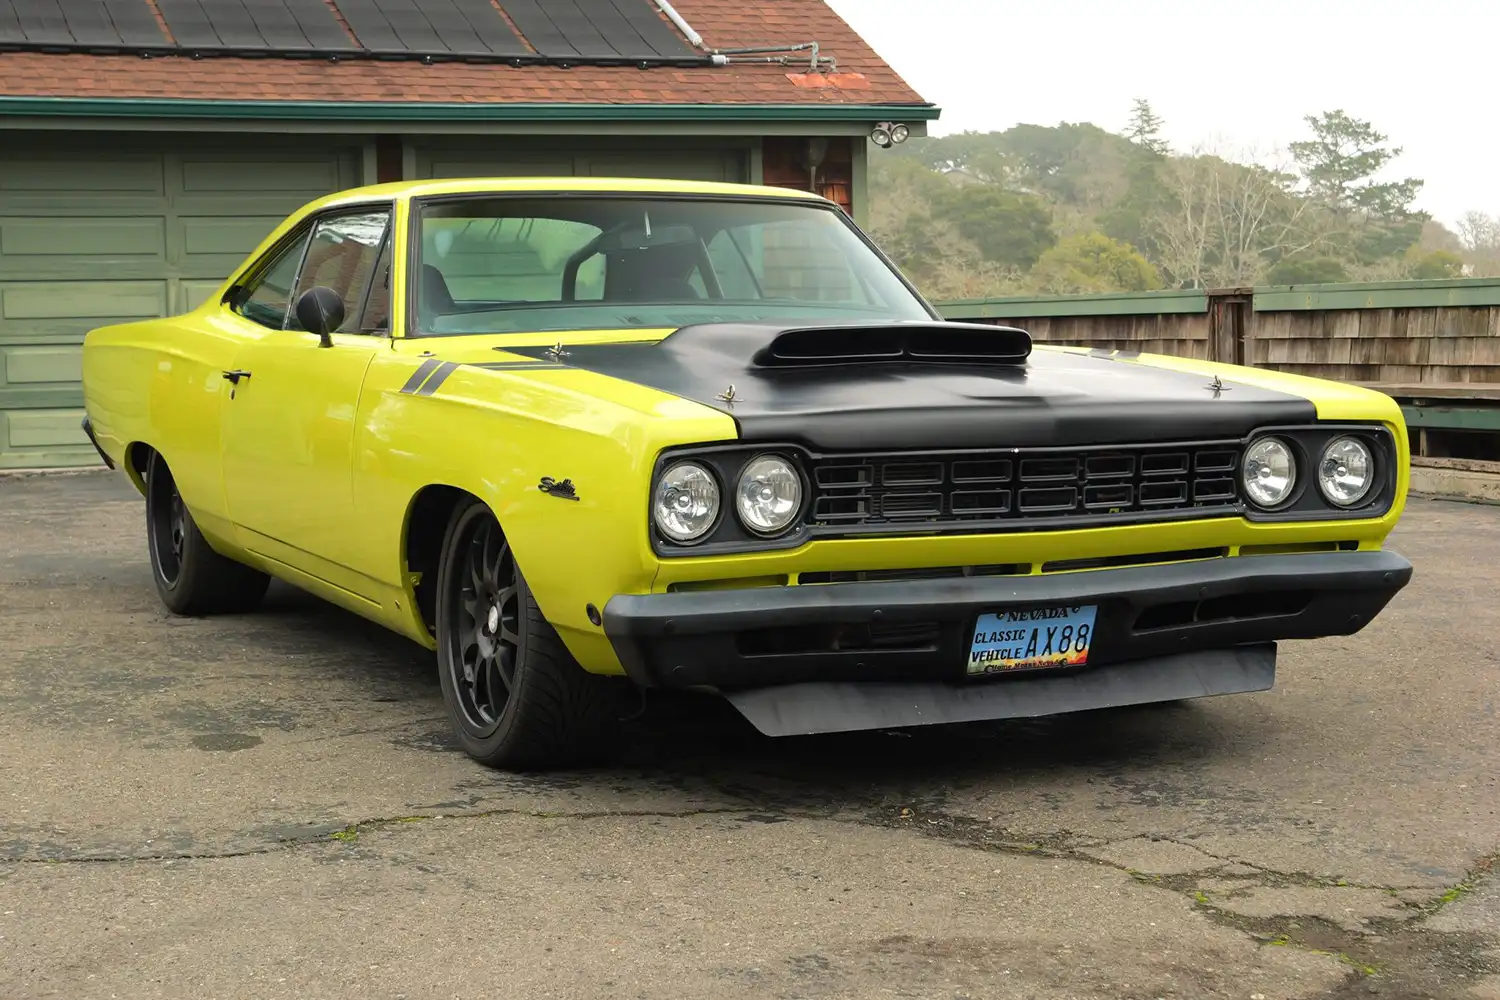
(0, 96, 941, 123)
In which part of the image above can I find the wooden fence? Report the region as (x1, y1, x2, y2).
(937, 278, 1500, 466)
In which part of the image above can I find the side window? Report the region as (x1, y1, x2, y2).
(288, 209, 392, 334)
(234, 232, 310, 329)
(357, 234, 394, 334)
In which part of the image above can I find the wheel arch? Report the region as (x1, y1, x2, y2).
(123, 441, 154, 495)
(402, 483, 485, 638)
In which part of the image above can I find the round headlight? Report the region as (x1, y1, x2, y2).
(1318, 436, 1374, 507)
(653, 462, 720, 543)
(735, 455, 803, 535)
(1242, 437, 1296, 508)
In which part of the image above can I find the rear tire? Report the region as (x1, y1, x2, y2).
(145, 450, 270, 616)
(434, 499, 625, 770)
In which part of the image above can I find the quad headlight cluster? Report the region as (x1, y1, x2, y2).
(653, 454, 804, 544)
(1241, 433, 1378, 511)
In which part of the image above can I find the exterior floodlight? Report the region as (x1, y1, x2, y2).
(870, 125, 892, 147)
(890, 123, 910, 144)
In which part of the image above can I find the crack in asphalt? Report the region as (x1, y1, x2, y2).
(0, 805, 758, 865)
(4, 776, 1497, 996)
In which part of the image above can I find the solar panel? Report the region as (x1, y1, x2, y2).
(587, 0, 692, 58)
(0, 0, 30, 46)
(0, 0, 172, 49)
(501, 0, 691, 60)
(339, 0, 526, 57)
(429, 0, 528, 56)
(498, 0, 577, 57)
(5, 0, 71, 47)
(242, 0, 355, 50)
(56, 0, 117, 46)
(157, 0, 355, 52)
(0, 0, 696, 61)
(335, 0, 406, 52)
(99, 0, 173, 47)
(154, 0, 221, 47)
(280, 0, 356, 49)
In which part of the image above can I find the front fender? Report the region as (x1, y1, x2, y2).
(350, 354, 737, 671)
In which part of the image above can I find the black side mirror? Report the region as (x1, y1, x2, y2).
(294, 286, 345, 347)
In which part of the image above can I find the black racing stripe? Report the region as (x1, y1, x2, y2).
(501, 323, 1319, 451)
(400, 358, 442, 394)
(414, 361, 461, 396)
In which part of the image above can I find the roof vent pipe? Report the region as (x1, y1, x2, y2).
(655, 0, 830, 70)
(655, 0, 707, 50)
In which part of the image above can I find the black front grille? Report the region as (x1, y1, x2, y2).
(809, 443, 1242, 530)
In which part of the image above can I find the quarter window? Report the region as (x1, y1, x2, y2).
(233, 232, 310, 329)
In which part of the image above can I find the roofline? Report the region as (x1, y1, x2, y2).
(0, 96, 941, 123)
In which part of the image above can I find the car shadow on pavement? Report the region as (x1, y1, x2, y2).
(244, 577, 1272, 807)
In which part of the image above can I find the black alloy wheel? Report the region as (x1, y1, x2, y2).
(143, 450, 270, 616)
(434, 499, 628, 769)
(447, 512, 521, 736)
(148, 457, 189, 589)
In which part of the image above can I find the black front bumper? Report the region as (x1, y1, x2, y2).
(602, 550, 1412, 695)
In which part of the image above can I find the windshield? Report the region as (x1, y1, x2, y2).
(410, 196, 932, 335)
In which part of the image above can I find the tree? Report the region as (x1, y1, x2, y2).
(1153, 145, 1321, 288)
(1124, 98, 1169, 155)
(1457, 211, 1500, 254)
(929, 185, 1057, 270)
(865, 157, 1026, 300)
(1405, 248, 1464, 280)
(1289, 110, 1425, 262)
(1030, 233, 1162, 294)
(1455, 210, 1500, 277)
(1266, 256, 1350, 285)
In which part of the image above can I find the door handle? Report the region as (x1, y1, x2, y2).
(222, 370, 252, 385)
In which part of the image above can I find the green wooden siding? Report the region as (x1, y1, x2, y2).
(0, 136, 360, 468)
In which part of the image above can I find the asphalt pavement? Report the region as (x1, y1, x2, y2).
(1, 470, 1496, 1000)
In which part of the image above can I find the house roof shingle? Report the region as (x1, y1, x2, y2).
(0, 0, 929, 112)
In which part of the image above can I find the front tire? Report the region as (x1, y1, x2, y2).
(434, 499, 624, 770)
(145, 451, 270, 616)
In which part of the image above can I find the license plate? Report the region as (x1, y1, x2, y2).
(967, 605, 1098, 676)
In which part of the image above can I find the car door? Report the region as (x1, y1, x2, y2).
(218, 204, 395, 600)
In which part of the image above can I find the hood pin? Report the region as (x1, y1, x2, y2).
(716, 384, 738, 403)
(544, 342, 570, 360)
(1205, 374, 1229, 396)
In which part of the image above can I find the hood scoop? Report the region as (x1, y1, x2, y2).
(749, 322, 1031, 369)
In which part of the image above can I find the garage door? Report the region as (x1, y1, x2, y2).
(416, 141, 748, 184)
(0, 137, 361, 469)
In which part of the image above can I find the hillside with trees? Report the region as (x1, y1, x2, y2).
(868, 102, 1496, 301)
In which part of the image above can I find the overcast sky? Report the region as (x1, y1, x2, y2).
(825, 0, 1499, 229)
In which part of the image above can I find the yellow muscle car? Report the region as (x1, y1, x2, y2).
(80, 177, 1413, 769)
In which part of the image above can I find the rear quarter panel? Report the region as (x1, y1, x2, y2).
(81, 314, 242, 543)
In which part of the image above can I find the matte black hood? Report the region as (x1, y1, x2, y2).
(504, 321, 1316, 451)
